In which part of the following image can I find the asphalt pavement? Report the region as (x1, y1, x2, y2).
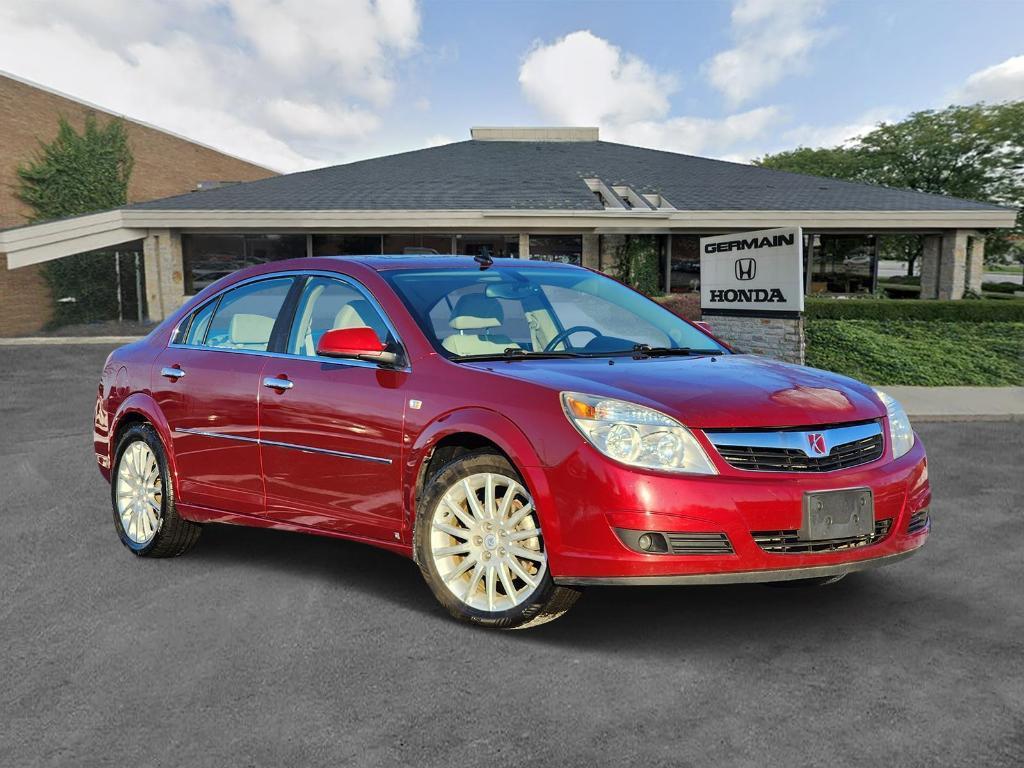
(1, 343, 1022, 768)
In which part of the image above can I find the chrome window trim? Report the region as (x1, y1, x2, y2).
(167, 269, 411, 373)
(704, 421, 883, 464)
(173, 427, 392, 465)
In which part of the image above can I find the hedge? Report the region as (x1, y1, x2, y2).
(805, 297, 1024, 322)
(806, 320, 1024, 386)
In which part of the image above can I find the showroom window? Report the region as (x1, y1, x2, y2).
(182, 234, 306, 294)
(312, 234, 383, 256)
(455, 234, 519, 258)
(807, 234, 878, 294)
(528, 235, 582, 265)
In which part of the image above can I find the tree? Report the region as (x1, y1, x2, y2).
(756, 102, 1024, 277)
(615, 235, 662, 296)
(17, 114, 135, 325)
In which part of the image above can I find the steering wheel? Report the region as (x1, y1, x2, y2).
(543, 325, 603, 352)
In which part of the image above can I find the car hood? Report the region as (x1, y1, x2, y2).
(469, 354, 884, 429)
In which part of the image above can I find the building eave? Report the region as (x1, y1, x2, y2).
(2, 206, 1016, 268)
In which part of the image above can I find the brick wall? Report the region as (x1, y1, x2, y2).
(702, 313, 805, 365)
(0, 74, 276, 335)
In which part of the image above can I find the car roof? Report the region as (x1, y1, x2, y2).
(321, 255, 578, 272)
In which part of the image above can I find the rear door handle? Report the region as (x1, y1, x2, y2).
(263, 377, 293, 391)
(160, 366, 186, 379)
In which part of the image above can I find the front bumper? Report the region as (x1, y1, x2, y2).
(534, 432, 931, 583)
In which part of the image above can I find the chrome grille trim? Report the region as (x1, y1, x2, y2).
(706, 421, 884, 473)
(752, 518, 891, 554)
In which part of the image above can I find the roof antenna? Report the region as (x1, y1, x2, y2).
(474, 249, 494, 270)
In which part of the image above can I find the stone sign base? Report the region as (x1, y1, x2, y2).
(702, 312, 805, 365)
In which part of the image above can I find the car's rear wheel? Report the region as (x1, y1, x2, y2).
(112, 423, 201, 557)
(415, 450, 579, 629)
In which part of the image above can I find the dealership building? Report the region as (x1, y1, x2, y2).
(0, 125, 1015, 337)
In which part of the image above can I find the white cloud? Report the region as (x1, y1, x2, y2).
(265, 99, 381, 140)
(780, 107, 899, 149)
(607, 106, 783, 158)
(518, 30, 780, 161)
(954, 54, 1024, 103)
(424, 134, 456, 148)
(706, 0, 832, 107)
(519, 30, 676, 125)
(0, 1, 422, 172)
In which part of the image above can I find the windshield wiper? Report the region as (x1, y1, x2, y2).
(451, 348, 582, 362)
(631, 344, 724, 358)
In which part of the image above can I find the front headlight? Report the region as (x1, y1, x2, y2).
(561, 392, 718, 475)
(874, 389, 914, 459)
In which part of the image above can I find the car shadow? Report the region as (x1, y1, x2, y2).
(528, 572, 939, 652)
(187, 523, 950, 652)
(187, 522, 435, 617)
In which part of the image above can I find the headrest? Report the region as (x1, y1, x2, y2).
(334, 299, 388, 340)
(229, 313, 275, 345)
(449, 293, 503, 330)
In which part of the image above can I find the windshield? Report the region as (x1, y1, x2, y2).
(382, 266, 726, 358)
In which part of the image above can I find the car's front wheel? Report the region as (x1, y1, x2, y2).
(415, 450, 579, 629)
(112, 423, 201, 557)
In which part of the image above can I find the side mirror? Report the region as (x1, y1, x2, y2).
(693, 320, 713, 334)
(316, 327, 400, 367)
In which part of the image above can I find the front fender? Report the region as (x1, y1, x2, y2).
(403, 407, 562, 560)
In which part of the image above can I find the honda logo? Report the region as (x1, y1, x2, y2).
(734, 258, 756, 281)
(806, 433, 827, 456)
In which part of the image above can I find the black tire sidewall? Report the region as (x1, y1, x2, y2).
(111, 424, 172, 556)
(415, 451, 558, 628)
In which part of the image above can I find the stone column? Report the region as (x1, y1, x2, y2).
(966, 235, 985, 295)
(600, 234, 626, 278)
(919, 234, 941, 299)
(143, 229, 186, 322)
(701, 313, 805, 365)
(518, 233, 529, 259)
(581, 234, 599, 269)
(937, 230, 970, 300)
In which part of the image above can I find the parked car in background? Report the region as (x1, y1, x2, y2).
(95, 256, 930, 628)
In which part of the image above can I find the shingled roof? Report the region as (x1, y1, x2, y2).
(128, 139, 1008, 213)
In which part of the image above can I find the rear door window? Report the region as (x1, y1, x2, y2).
(204, 278, 294, 352)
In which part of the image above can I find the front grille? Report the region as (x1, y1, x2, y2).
(908, 508, 930, 534)
(752, 519, 891, 554)
(667, 533, 734, 555)
(713, 433, 883, 473)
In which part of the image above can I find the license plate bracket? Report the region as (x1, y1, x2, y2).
(800, 488, 874, 541)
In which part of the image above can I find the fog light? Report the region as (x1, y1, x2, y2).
(638, 533, 654, 551)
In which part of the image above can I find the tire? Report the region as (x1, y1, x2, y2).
(763, 574, 847, 588)
(414, 450, 580, 629)
(111, 423, 201, 558)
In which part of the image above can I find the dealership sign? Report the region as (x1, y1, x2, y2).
(700, 227, 804, 313)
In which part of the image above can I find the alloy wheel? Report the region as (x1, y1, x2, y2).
(429, 472, 547, 612)
(115, 440, 163, 545)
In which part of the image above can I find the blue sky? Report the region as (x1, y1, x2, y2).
(2, 0, 1023, 172)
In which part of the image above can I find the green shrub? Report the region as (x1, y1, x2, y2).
(806, 297, 1024, 322)
(806, 320, 1024, 386)
(983, 281, 1023, 294)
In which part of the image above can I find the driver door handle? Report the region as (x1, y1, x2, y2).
(160, 366, 186, 379)
(263, 377, 293, 391)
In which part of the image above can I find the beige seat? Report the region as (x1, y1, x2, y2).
(441, 294, 520, 356)
(228, 313, 275, 350)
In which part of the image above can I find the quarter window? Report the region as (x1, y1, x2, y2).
(203, 278, 293, 352)
(287, 277, 392, 357)
(181, 300, 218, 346)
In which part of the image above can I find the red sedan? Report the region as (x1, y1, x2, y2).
(95, 256, 930, 628)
